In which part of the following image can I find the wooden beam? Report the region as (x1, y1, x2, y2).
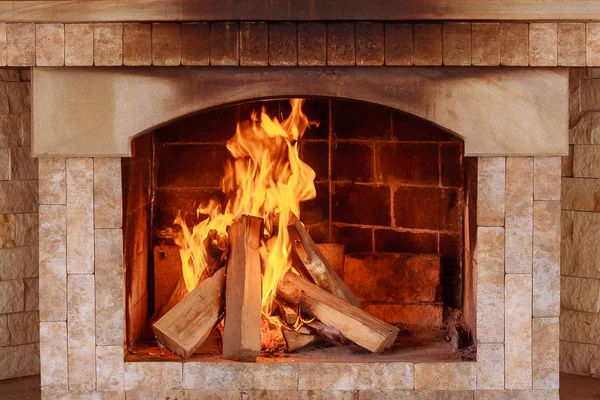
(2, 0, 600, 22)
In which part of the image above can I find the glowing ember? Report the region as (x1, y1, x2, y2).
(174, 99, 317, 350)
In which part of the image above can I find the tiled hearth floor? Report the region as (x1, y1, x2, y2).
(0, 374, 598, 399)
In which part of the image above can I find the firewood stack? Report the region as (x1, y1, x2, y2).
(152, 216, 400, 361)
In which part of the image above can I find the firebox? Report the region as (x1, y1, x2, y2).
(122, 97, 477, 363)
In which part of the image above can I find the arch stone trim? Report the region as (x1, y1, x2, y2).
(32, 66, 568, 157)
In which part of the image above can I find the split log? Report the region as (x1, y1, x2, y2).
(153, 267, 226, 359)
(222, 215, 263, 362)
(277, 271, 399, 353)
(289, 221, 361, 308)
(283, 329, 320, 352)
(279, 303, 349, 348)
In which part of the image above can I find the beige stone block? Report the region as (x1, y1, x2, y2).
(475, 390, 559, 400)
(0, 343, 39, 380)
(561, 309, 600, 344)
(39, 158, 66, 205)
(570, 112, 600, 143)
(505, 274, 533, 389)
(533, 157, 560, 200)
(42, 391, 125, 400)
(40, 321, 68, 390)
(414, 362, 475, 390)
(477, 343, 504, 389)
(476, 227, 504, 343)
(580, 80, 600, 113)
(477, 157, 505, 227)
(298, 363, 413, 390)
(20, 113, 31, 146)
(0, 279, 24, 313)
(65, 24, 94, 66)
(573, 144, 600, 178)
(8, 310, 38, 345)
(68, 274, 96, 390)
(123, 23, 151, 66)
(7, 81, 30, 113)
(529, 23, 557, 66)
(558, 23, 586, 66)
(0, 147, 9, 180)
(588, 23, 600, 66)
(0, 245, 37, 279)
(472, 23, 500, 66)
(505, 157, 533, 273)
(181, 23, 210, 66)
(561, 276, 600, 312)
(560, 341, 600, 376)
(152, 23, 181, 66)
(532, 317, 559, 389)
(126, 390, 240, 400)
(442, 23, 471, 66)
(124, 362, 182, 390)
(0, 213, 14, 247)
(94, 23, 123, 66)
(0, 314, 8, 346)
(183, 363, 296, 390)
(36, 24, 65, 66)
(24, 277, 38, 311)
(10, 147, 37, 181)
(7, 23, 35, 66)
(15, 212, 38, 246)
(561, 177, 600, 211)
(413, 24, 442, 66)
(501, 23, 529, 66)
(94, 158, 122, 229)
(95, 229, 124, 345)
(0, 23, 7, 66)
(561, 211, 600, 278)
(66, 158, 94, 274)
(0, 180, 38, 213)
(0, 114, 22, 147)
(361, 392, 474, 400)
(96, 346, 124, 390)
(209, 22, 239, 66)
(39, 204, 66, 321)
(532, 201, 560, 317)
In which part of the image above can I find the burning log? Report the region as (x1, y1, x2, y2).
(153, 267, 226, 359)
(222, 215, 263, 362)
(276, 271, 399, 353)
(289, 220, 361, 308)
(282, 328, 320, 352)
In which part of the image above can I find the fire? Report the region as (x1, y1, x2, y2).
(174, 99, 317, 347)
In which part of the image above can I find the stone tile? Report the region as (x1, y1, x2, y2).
(96, 346, 124, 390)
(94, 158, 122, 228)
(43, 391, 125, 400)
(472, 23, 500, 66)
(588, 23, 600, 66)
(7, 81, 30, 112)
(39, 158, 66, 205)
(327, 23, 355, 66)
(0, 245, 37, 279)
(0, 213, 14, 247)
(24, 277, 38, 311)
(0, 278, 23, 313)
(384, 23, 413, 66)
(573, 144, 600, 177)
(0, 115, 22, 147)
(124, 362, 182, 390)
(443, 23, 471, 66)
(505, 157, 533, 273)
(240, 22, 268, 66)
(181, 23, 209, 66)
(360, 392, 473, 400)
(36, 24, 65, 66)
(0, 180, 38, 213)
(477, 157, 505, 227)
(356, 22, 384, 66)
(413, 24, 442, 66)
(477, 343, 504, 389)
(152, 23, 181, 66)
(245, 391, 353, 400)
(65, 24, 94, 66)
(561, 276, 600, 312)
(10, 146, 37, 180)
(15, 212, 38, 246)
(66, 158, 94, 274)
(561, 309, 600, 344)
(558, 23, 586, 66)
(0, 23, 6, 66)
(570, 112, 600, 143)
(560, 341, 600, 376)
(7, 23, 35, 66)
(0, 147, 9, 180)
(298, 363, 413, 390)
(0, 314, 8, 346)
(505, 274, 533, 389)
(529, 23, 557, 66)
(562, 177, 600, 211)
(95, 229, 124, 345)
(67, 274, 96, 390)
(532, 201, 560, 317)
(414, 362, 475, 390)
(94, 23, 123, 66)
(501, 23, 529, 66)
(38, 204, 66, 321)
(0, 343, 39, 380)
(475, 390, 559, 400)
(476, 227, 504, 343)
(126, 391, 240, 400)
(269, 23, 297, 66)
(532, 318, 559, 389)
(8, 310, 38, 344)
(210, 22, 239, 66)
(19, 113, 31, 146)
(123, 23, 151, 66)
(533, 157, 560, 200)
(298, 23, 326, 66)
(183, 363, 297, 390)
(40, 321, 68, 390)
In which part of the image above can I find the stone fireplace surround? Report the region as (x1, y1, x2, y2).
(22, 21, 567, 400)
